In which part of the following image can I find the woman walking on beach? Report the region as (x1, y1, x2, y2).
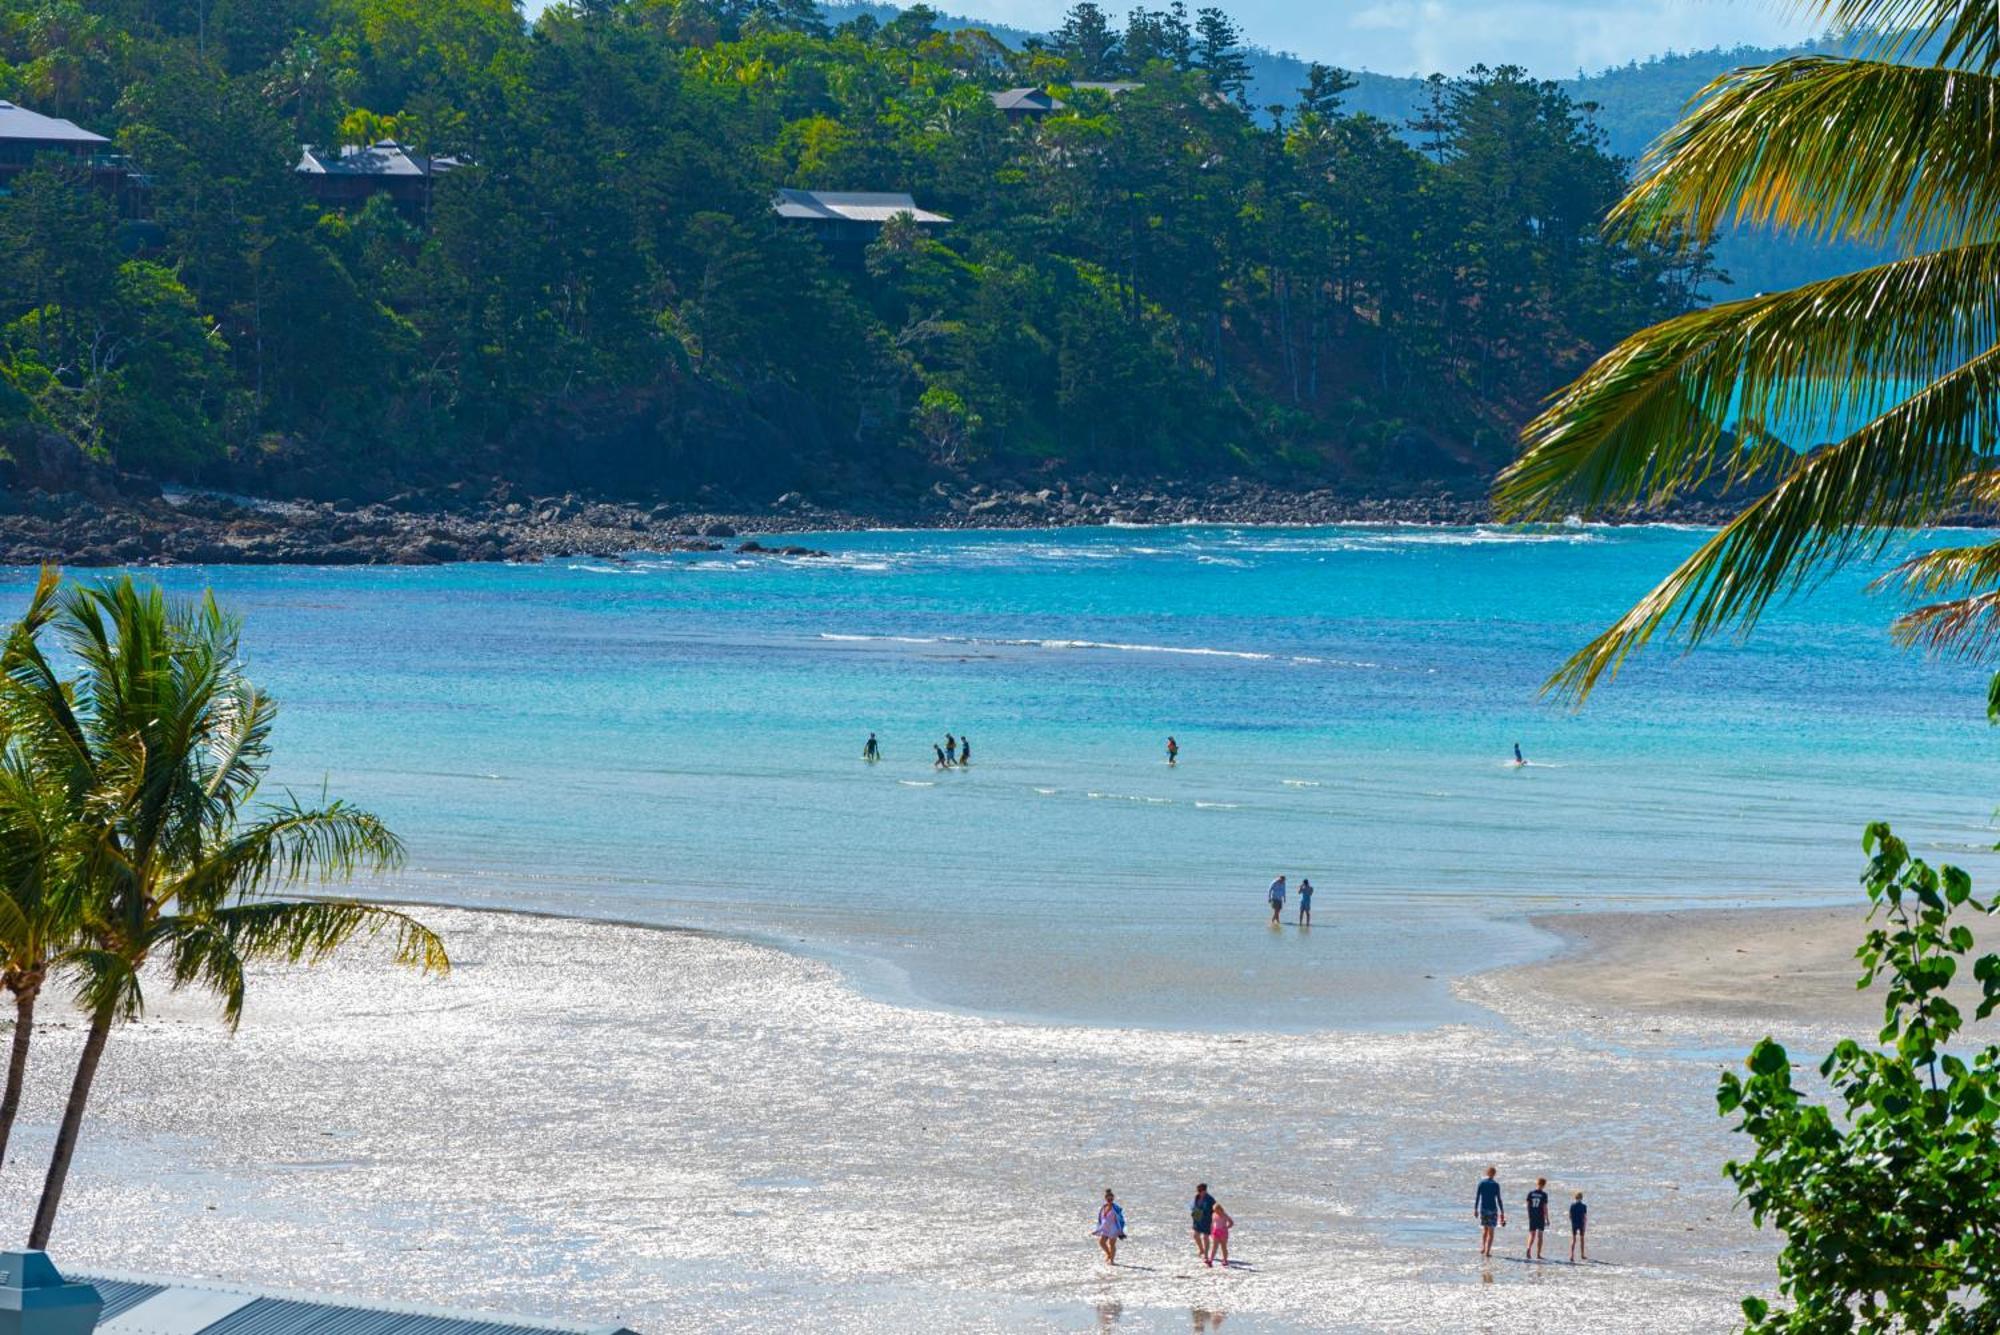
(1094, 1189, 1126, 1263)
(1208, 1200, 1234, 1267)
(1190, 1183, 1217, 1264)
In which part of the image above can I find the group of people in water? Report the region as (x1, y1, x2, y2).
(1092, 1183, 1238, 1268)
(1476, 1166, 1589, 1262)
(859, 731, 973, 768)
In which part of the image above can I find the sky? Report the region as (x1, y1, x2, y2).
(936, 0, 1818, 77)
(524, 1, 1820, 79)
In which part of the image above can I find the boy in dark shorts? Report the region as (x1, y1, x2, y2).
(1525, 1177, 1550, 1259)
(1474, 1166, 1504, 1256)
(1569, 1191, 1588, 1262)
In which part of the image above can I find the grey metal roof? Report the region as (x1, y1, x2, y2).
(0, 99, 109, 145)
(771, 188, 950, 224)
(989, 87, 1064, 112)
(92, 1279, 169, 1322)
(295, 141, 463, 178)
(73, 1272, 637, 1335)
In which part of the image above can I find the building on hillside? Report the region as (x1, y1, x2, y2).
(12, 1257, 642, 1335)
(1070, 80, 1144, 96)
(0, 99, 140, 211)
(989, 87, 1065, 119)
(772, 188, 950, 252)
(296, 140, 464, 219)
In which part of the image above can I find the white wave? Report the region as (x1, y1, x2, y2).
(820, 633, 939, 645)
(897, 780, 937, 788)
(1281, 779, 1321, 788)
(1032, 787, 1059, 795)
(1086, 792, 1173, 804)
(1194, 801, 1241, 810)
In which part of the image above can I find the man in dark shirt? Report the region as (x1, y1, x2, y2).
(1474, 1166, 1505, 1257)
(1525, 1177, 1551, 1259)
(1568, 1192, 1588, 1262)
(1190, 1182, 1217, 1265)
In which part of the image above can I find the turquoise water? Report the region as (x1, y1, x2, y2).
(18, 524, 1994, 1030)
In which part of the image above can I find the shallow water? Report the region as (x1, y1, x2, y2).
(20, 911, 1774, 1333)
(10, 523, 1990, 1030)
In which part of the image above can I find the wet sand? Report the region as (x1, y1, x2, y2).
(1465, 904, 1883, 1038)
(5, 907, 1799, 1333)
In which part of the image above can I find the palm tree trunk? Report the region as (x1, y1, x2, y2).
(0, 983, 37, 1171)
(28, 1001, 112, 1248)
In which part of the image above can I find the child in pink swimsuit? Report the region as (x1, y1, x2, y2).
(1209, 1201, 1234, 1266)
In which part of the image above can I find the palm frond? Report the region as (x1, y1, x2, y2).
(1541, 342, 2000, 698)
(1824, 0, 2000, 74)
(1498, 243, 2000, 520)
(166, 802, 406, 912)
(1616, 57, 2000, 250)
(1891, 589, 2000, 656)
(163, 899, 449, 1027)
(65, 946, 142, 1021)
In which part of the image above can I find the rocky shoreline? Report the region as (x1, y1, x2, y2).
(0, 478, 1750, 567)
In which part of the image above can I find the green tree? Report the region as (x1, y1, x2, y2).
(1053, 2, 1119, 78)
(1495, 0, 2000, 698)
(1718, 823, 2000, 1330)
(4, 574, 448, 1246)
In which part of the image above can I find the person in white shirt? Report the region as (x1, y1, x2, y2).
(1267, 875, 1286, 924)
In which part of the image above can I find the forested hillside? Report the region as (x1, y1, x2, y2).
(0, 0, 1712, 505)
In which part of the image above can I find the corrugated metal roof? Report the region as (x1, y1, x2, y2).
(295, 141, 464, 179)
(0, 99, 110, 144)
(990, 87, 1063, 112)
(771, 188, 950, 225)
(84, 1277, 165, 1321)
(74, 1273, 636, 1335)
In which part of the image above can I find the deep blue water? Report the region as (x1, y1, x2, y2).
(19, 524, 1994, 1030)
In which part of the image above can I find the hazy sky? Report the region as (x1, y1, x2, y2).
(524, 1, 1819, 78)
(942, 0, 1817, 77)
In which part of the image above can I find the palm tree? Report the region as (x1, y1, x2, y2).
(1495, 0, 2000, 698)
(0, 574, 448, 1248)
(0, 571, 87, 1174)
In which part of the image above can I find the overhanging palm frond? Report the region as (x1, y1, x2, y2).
(1617, 58, 2000, 249)
(1826, 0, 2000, 74)
(1890, 588, 2000, 658)
(167, 802, 406, 912)
(1497, 242, 2000, 519)
(1541, 342, 2000, 698)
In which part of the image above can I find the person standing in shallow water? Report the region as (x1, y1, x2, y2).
(1475, 1166, 1505, 1256)
(958, 735, 971, 766)
(1093, 1189, 1125, 1263)
(1568, 1191, 1588, 1262)
(1167, 736, 1179, 766)
(1189, 1183, 1217, 1264)
(1267, 875, 1286, 924)
(1525, 1177, 1550, 1260)
(932, 743, 948, 769)
(863, 732, 879, 761)
(1296, 878, 1314, 926)
(944, 733, 957, 765)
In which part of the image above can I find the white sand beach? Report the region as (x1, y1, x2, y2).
(3, 903, 1897, 1332)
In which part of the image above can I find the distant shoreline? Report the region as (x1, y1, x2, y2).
(0, 480, 1760, 567)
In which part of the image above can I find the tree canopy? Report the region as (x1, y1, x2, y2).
(0, 0, 1710, 502)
